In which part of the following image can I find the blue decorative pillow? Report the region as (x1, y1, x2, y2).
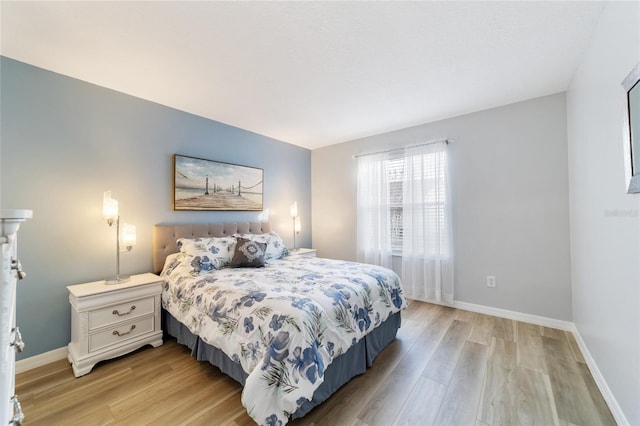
(229, 237, 267, 268)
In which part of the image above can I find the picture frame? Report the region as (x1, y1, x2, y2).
(622, 62, 640, 194)
(174, 154, 264, 211)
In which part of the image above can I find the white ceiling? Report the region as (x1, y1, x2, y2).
(1, 1, 604, 150)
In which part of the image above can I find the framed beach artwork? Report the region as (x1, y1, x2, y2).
(173, 154, 263, 211)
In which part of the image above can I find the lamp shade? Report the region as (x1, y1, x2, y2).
(290, 201, 298, 218)
(122, 223, 136, 248)
(102, 191, 118, 221)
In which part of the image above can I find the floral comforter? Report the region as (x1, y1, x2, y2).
(161, 254, 406, 425)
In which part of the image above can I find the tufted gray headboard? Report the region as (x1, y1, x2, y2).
(152, 221, 272, 274)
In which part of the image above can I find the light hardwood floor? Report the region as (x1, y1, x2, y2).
(16, 301, 616, 425)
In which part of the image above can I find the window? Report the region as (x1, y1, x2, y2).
(357, 141, 453, 303)
(384, 150, 447, 254)
(385, 157, 404, 251)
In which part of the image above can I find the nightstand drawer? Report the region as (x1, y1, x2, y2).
(89, 315, 154, 352)
(89, 297, 155, 330)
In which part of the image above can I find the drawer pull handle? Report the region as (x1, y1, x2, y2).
(113, 305, 136, 316)
(11, 327, 25, 353)
(11, 258, 26, 280)
(112, 324, 136, 337)
(10, 395, 24, 425)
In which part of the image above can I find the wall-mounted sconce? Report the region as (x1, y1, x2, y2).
(290, 201, 300, 251)
(103, 191, 135, 284)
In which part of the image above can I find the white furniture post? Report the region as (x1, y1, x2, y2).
(0, 209, 32, 426)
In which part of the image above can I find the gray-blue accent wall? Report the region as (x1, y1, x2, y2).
(0, 56, 312, 359)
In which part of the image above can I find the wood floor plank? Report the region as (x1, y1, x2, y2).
(107, 360, 195, 409)
(187, 391, 246, 425)
(140, 375, 240, 425)
(454, 308, 477, 323)
(433, 341, 489, 426)
(514, 367, 558, 425)
(542, 371, 562, 426)
(516, 321, 547, 373)
(418, 304, 456, 343)
(468, 313, 495, 346)
(492, 317, 515, 342)
(178, 390, 246, 426)
(109, 365, 216, 422)
(488, 337, 517, 370)
(404, 299, 437, 324)
(540, 326, 566, 340)
(401, 300, 422, 320)
(20, 368, 134, 424)
(477, 362, 517, 425)
(37, 405, 115, 426)
(541, 335, 575, 362)
(15, 365, 74, 409)
(477, 337, 518, 425)
(392, 377, 446, 426)
(14, 358, 71, 389)
(225, 410, 257, 426)
(422, 319, 473, 385)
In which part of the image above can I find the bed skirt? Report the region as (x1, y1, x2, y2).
(163, 310, 401, 419)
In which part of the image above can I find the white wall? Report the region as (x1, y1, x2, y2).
(312, 93, 572, 321)
(566, 2, 640, 425)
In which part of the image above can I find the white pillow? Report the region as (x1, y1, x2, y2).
(176, 236, 237, 271)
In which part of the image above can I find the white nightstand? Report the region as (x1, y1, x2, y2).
(288, 248, 317, 258)
(67, 273, 163, 377)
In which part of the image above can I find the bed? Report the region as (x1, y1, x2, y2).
(153, 222, 406, 425)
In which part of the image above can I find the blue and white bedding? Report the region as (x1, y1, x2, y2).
(161, 253, 406, 426)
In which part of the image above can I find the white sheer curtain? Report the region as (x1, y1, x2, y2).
(401, 142, 454, 303)
(356, 152, 393, 269)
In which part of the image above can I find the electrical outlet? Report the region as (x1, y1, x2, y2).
(486, 275, 496, 288)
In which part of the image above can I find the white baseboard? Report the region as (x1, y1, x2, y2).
(15, 346, 68, 374)
(451, 300, 574, 331)
(571, 326, 629, 426)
